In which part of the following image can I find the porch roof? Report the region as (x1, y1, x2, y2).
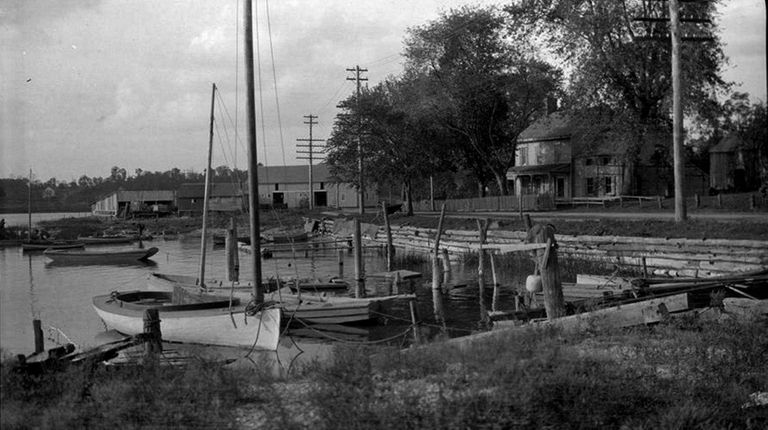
(508, 163, 570, 176)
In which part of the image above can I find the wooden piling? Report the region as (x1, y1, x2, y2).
(695, 193, 700, 209)
(409, 299, 421, 346)
(441, 248, 451, 286)
(143, 308, 162, 363)
(225, 216, 239, 282)
(337, 249, 344, 278)
(525, 224, 565, 319)
(717, 193, 722, 208)
(490, 253, 499, 313)
(381, 201, 395, 271)
(353, 218, 365, 298)
(33, 319, 44, 354)
(432, 204, 447, 293)
(476, 219, 490, 324)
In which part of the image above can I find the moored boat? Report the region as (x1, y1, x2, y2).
(22, 241, 85, 251)
(44, 247, 159, 263)
(92, 290, 281, 350)
(76, 235, 135, 245)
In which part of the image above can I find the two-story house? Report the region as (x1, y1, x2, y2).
(507, 111, 709, 199)
(507, 111, 627, 200)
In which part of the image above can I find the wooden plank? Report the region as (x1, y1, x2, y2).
(465, 243, 547, 253)
(537, 293, 691, 331)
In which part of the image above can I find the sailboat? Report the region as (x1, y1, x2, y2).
(92, 4, 281, 350)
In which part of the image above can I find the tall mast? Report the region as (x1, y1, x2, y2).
(198, 83, 216, 288)
(244, 0, 264, 303)
(27, 168, 32, 242)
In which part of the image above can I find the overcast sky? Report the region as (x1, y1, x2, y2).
(1, 0, 765, 181)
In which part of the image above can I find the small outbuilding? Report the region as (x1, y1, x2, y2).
(91, 190, 176, 217)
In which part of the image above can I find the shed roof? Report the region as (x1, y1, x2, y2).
(709, 133, 744, 153)
(116, 190, 175, 202)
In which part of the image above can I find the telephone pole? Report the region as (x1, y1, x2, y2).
(636, 0, 713, 223)
(346, 65, 368, 215)
(296, 114, 325, 210)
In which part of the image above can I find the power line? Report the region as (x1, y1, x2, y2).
(296, 114, 325, 210)
(347, 65, 368, 215)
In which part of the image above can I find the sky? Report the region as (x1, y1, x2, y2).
(1, 0, 766, 182)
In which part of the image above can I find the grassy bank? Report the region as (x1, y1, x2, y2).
(2, 316, 766, 429)
(28, 207, 768, 242)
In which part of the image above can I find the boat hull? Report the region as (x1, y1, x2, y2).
(44, 247, 159, 263)
(92, 291, 281, 350)
(22, 242, 85, 251)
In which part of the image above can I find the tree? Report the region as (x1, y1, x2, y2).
(327, 78, 450, 214)
(506, 0, 728, 139)
(403, 6, 561, 195)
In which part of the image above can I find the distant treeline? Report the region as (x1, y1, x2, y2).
(0, 166, 247, 213)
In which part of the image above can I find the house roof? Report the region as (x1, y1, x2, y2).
(177, 164, 337, 198)
(178, 182, 245, 198)
(259, 164, 333, 184)
(709, 133, 744, 153)
(518, 111, 574, 143)
(115, 190, 175, 202)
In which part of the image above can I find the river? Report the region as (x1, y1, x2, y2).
(0, 235, 530, 360)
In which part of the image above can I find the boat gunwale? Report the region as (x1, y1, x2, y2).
(94, 291, 241, 313)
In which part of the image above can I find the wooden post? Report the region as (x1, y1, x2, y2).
(619, 196, 623, 208)
(642, 257, 648, 278)
(337, 249, 344, 278)
(353, 218, 365, 298)
(525, 224, 565, 319)
(717, 193, 722, 208)
(657, 196, 662, 209)
(490, 253, 499, 313)
(381, 201, 395, 271)
(392, 270, 401, 295)
(432, 204, 447, 293)
(226, 216, 239, 283)
(476, 219, 490, 325)
(33, 319, 44, 354)
(143, 309, 162, 363)
(440, 248, 451, 286)
(694, 193, 700, 209)
(750, 194, 756, 210)
(409, 298, 421, 346)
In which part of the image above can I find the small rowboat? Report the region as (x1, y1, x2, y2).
(76, 235, 135, 245)
(21, 241, 85, 251)
(44, 247, 159, 264)
(92, 290, 281, 350)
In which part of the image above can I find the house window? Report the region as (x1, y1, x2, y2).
(600, 156, 612, 166)
(585, 158, 594, 166)
(274, 184, 279, 191)
(320, 182, 325, 190)
(519, 147, 528, 166)
(586, 177, 596, 196)
(604, 177, 613, 194)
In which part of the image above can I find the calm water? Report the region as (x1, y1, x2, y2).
(1, 211, 91, 228)
(0, 236, 530, 357)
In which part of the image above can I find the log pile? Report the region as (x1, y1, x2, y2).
(315, 218, 768, 278)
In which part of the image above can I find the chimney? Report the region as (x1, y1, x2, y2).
(546, 97, 558, 115)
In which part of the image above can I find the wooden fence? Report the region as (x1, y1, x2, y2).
(413, 193, 555, 212)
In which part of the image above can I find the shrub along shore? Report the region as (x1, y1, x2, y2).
(2, 316, 766, 429)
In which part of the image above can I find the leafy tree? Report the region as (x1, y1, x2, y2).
(403, 6, 561, 195)
(327, 77, 454, 214)
(506, 0, 728, 139)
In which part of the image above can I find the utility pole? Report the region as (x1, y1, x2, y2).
(346, 65, 368, 215)
(669, 0, 686, 222)
(636, 0, 713, 223)
(296, 114, 325, 210)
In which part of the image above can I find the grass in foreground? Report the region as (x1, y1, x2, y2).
(3, 316, 766, 429)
